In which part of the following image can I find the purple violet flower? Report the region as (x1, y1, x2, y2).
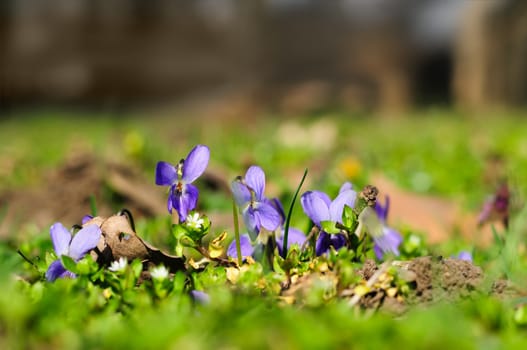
(231, 165, 281, 237)
(227, 197, 307, 260)
(81, 215, 93, 225)
(276, 228, 307, 258)
(375, 195, 390, 222)
(227, 229, 307, 260)
(46, 222, 102, 282)
(477, 183, 510, 228)
(190, 290, 210, 304)
(301, 182, 356, 256)
(372, 227, 403, 260)
(315, 231, 347, 257)
(455, 251, 473, 262)
(155, 145, 210, 222)
(367, 196, 402, 260)
(227, 234, 255, 260)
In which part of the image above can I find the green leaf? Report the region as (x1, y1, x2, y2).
(283, 168, 308, 258)
(89, 194, 98, 217)
(514, 305, 527, 326)
(272, 254, 285, 274)
(76, 257, 91, 275)
(172, 223, 189, 240)
(179, 235, 197, 248)
(491, 225, 504, 249)
(320, 220, 340, 234)
(285, 246, 300, 268)
(131, 258, 143, 279)
(341, 204, 356, 229)
(60, 255, 78, 274)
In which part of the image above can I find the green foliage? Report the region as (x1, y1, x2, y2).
(2, 112, 527, 349)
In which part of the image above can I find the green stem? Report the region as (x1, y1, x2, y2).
(89, 195, 98, 216)
(283, 168, 308, 258)
(232, 198, 243, 266)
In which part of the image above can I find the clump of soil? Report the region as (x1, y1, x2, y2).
(283, 256, 484, 312)
(354, 256, 484, 314)
(406, 256, 483, 304)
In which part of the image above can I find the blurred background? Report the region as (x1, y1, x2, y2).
(2, 0, 527, 116)
(1, 0, 527, 258)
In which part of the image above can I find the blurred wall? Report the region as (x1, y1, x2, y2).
(454, 0, 527, 110)
(1, 0, 526, 113)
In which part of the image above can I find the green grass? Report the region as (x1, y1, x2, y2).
(1, 109, 527, 349)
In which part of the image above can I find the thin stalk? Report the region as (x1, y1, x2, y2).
(17, 249, 38, 270)
(283, 168, 308, 258)
(89, 195, 98, 216)
(232, 198, 243, 266)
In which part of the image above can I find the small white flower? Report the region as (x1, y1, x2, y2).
(186, 212, 204, 230)
(109, 257, 128, 272)
(150, 265, 169, 281)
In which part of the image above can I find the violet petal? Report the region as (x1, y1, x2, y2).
(50, 222, 72, 257)
(227, 233, 254, 259)
(81, 215, 93, 225)
(315, 231, 332, 256)
(315, 232, 347, 256)
(301, 191, 330, 227)
(313, 190, 332, 207)
(373, 244, 383, 260)
(68, 224, 102, 261)
(477, 199, 493, 225)
(268, 198, 286, 223)
(373, 227, 402, 260)
(231, 180, 252, 207)
(329, 189, 356, 223)
(167, 185, 175, 213)
(155, 161, 177, 186)
(182, 145, 210, 183)
(375, 196, 390, 223)
(245, 166, 266, 201)
(276, 228, 306, 257)
(243, 207, 258, 237)
(330, 233, 347, 251)
(339, 182, 354, 193)
(174, 183, 199, 221)
(457, 251, 473, 262)
(255, 202, 281, 232)
(46, 260, 68, 282)
(190, 290, 210, 304)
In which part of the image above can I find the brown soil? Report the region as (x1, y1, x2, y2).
(0, 154, 167, 240)
(281, 256, 485, 312)
(354, 256, 484, 313)
(406, 256, 483, 303)
(0, 153, 231, 241)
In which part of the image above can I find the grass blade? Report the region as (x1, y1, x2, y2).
(282, 168, 308, 258)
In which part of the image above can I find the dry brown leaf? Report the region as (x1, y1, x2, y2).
(85, 213, 185, 272)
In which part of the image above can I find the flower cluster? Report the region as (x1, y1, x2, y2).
(46, 143, 405, 286)
(155, 145, 210, 222)
(301, 182, 356, 256)
(228, 166, 306, 260)
(300, 183, 402, 259)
